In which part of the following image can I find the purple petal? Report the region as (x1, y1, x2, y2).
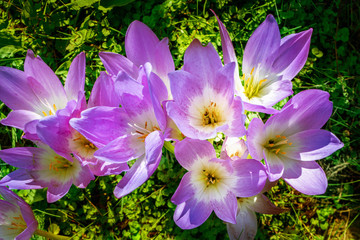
(64, 52, 86, 101)
(99, 52, 139, 79)
(243, 15, 280, 74)
(271, 29, 312, 81)
(248, 194, 286, 214)
(46, 180, 72, 203)
(24, 50, 67, 104)
(173, 198, 212, 229)
(0, 169, 42, 190)
(213, 62, 236, 103)
(0, 147, 44, 169)
(243, 102, 280, 114)
(223, 96, 246, 138)
(1, 110, 41, 130)
(286, 129, 343, 161)
(183, 39, 223, 84)
(144, 63, 168, 131)
(94, 134, 144, 163)
(89, 160, 129, 176)
(0, 67, 41, 112)
(212, 191, 237, 224)
(88, 72, 120, 108)
(283, 160, 327, 195)
(36, 115, 72, 159)
(73, 165, 94, 188)
(22, 119, 40, 141)
(113, 130, 164, 198)
(264, 150, 284, 182)
(212, 10, 237, 65)
(168, 70, 204, 108)
(232, 159, 267, 197)
(277, 89, 333, 135)
(226, 206, 257, 240)
(115, 70, 144, 98)
(246, 117, 265, 160)
(69, 106, 129, 147)
(171, 172, 195, 205)
(125, 20, 159, 67)
(174, 138, 216, 170)
(150, 37, 175, 91)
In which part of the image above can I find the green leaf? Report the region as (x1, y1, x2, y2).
(336, 27, 349, 42)
(100, 0, 135, 9)
(48, 223, 60, 235)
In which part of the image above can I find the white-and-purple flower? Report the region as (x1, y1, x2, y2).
(35, 71, 128, 177)
(99, 20, 175, 99)
(214, 13, 312, 113)
(0, 144, 94, 203)
(171, 138, 267, 229)
(0, 187, 38, 240)
(247, 89, 344, 195)
(166, 39, 246, 140)
(70, 63, 168, 198)
(226, 192, 285, 240)
(0, 50, 86, 140)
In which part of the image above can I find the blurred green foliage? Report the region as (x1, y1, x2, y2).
(0, 0, 359, 239)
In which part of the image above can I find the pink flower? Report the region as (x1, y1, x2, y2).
(0, 187, 38, 239)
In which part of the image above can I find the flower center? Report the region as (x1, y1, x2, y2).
(49, 156, 74, 172)
(202, 101, 220, 127)
(69, 131, 98, 159)
(265, 135, 293, 155)
(7, 215, 26, 231)
(202, 169, 220, 187)
(129, 121, 160, 143)
(42, 103, 58, 116)
(243, 67, 267, 100)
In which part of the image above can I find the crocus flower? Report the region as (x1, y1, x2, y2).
(0, 50, 85, 140)
(35, 72, 128, 176)
(247, 89, 344, 195)
(226, 193, 285, 240)
(99, 20, 174, 99)
(166, 39, 246, 140)
(171, 138, 267, 229)
(70, 63, 168, 198)
(0, 186, 38, 240)
(214, 12, 312, 113)
(221, 137, 249, 160)
(0, 144, 94, 203)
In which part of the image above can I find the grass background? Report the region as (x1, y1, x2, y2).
(0, 0, 359, 239)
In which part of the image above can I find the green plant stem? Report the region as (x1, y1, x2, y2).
(34, 229, 70, 240)
(163, 141, 175, 154)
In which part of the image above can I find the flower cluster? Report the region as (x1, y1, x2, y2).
(0, 13, 343, 239)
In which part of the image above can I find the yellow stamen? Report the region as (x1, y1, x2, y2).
(53, 104, 57, 111)
(42, 111, 47, 116)
(259, 79, 267, 86)
(250, 67, 255, 75)
(275, 149, 281, 154)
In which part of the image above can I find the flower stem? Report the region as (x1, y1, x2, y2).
(34, 229, 70, 240)
(163, 141, 175, 154)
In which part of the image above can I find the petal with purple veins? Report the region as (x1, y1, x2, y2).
(283, 160, 327, 195)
